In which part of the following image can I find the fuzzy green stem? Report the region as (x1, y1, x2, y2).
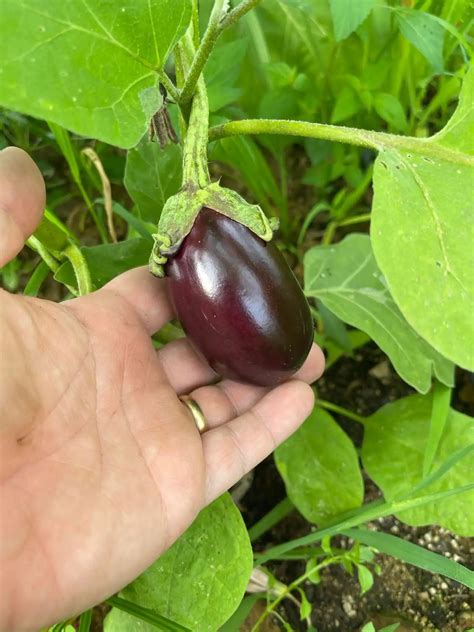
(179, 0, 263, 106)
(221, 0, 264, 31)
(179, 0, 227, 105)
(63, 243, 93, 296)
(181, 33, 211, 189)
(26, 236, 60, 272)
(208, 119, 474, 166)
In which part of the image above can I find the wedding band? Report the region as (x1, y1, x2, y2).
(179, 396, 207, 433)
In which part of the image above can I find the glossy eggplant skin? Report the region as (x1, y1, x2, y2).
(165, 207, 313, 386)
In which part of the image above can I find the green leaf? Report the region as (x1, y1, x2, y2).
(298, 588, 312, 620)
(362, 394, 474, 536)
(0, 0, 192, 148)
(205, 39, 247, 112)
(104, 494, 252, 632)
(344, 528, 474, 588)
(395, 9, 445, 73)
(371, 66, 474, 371)
(373, 92, 408, 132)
(331, 87, 362, 124)
(328, 0, 376, 41)
(274, 407, 364, 524)
(55, 238, 151, 290)
(356, 564, 374, 595)
(124, 136, 182, 223)
(304, 234, 454, 393)
(111, 202, 154, 241)
(361, 624, 376, 632)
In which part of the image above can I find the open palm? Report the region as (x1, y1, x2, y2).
(0, 148, 324, 631)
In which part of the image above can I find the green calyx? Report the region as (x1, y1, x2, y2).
(149, 182, 277, 277)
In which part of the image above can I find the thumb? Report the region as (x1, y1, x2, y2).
(0, 147, 46, 267)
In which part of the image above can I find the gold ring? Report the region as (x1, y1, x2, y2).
(179, 396, 207, 434)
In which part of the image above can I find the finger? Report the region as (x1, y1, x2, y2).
(186, 344, 325, 429)
(0, 147, 46, 266)
(158, 338, 218, 393)
(294, 343, 325, 383)
(202, 380, 315, 503)
(98, 267, 175, 335)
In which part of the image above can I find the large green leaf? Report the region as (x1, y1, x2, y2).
(328, 0, 376, 41)
(104, 494, 253, 632)
(275, 407, 364, 524)
(0, 0, 192, 147)
(371, 66, 474, 370)
(125, 137, 182, 223)
(362, 394, 474, 536)
(304, 234, 454, 393)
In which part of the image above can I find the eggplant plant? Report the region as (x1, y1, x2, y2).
(1, 0, 473, 630)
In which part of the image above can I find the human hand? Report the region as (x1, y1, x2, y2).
(0, 147, 324, 631)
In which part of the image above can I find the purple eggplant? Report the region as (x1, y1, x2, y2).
(165, 207, 313, 386)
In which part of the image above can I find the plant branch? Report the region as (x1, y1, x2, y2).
(181, 32, 211, 188)
(251, 557, 339, 631)
(179, 0, 264, 105)
(63, 243, 93, 296)
(220, 0, 264, 31)
(179, 0, 227, 105)
(208, 119, 474, 165)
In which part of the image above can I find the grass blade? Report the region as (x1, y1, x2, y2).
(255, 484, 474, 566)
(106, 596, 190, 632)
(343, 527, 474, 588)
(249, 497, 294, 542)
(77, 610, 92, 632)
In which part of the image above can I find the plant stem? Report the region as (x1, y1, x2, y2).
(179, 0, 227, 105)
(322, 212, 372, 245)
(338, 213, 372, 227)
(251, 557, 337, 630)
(179, 0, 264, 105)
(221, 0, 263, 30)
(316, 399, 366, 425)
(63, 243, 93, 296)
(208, 119, 474, 165)
(180, 31, 211, 189)
(26, 236, 60, 272)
